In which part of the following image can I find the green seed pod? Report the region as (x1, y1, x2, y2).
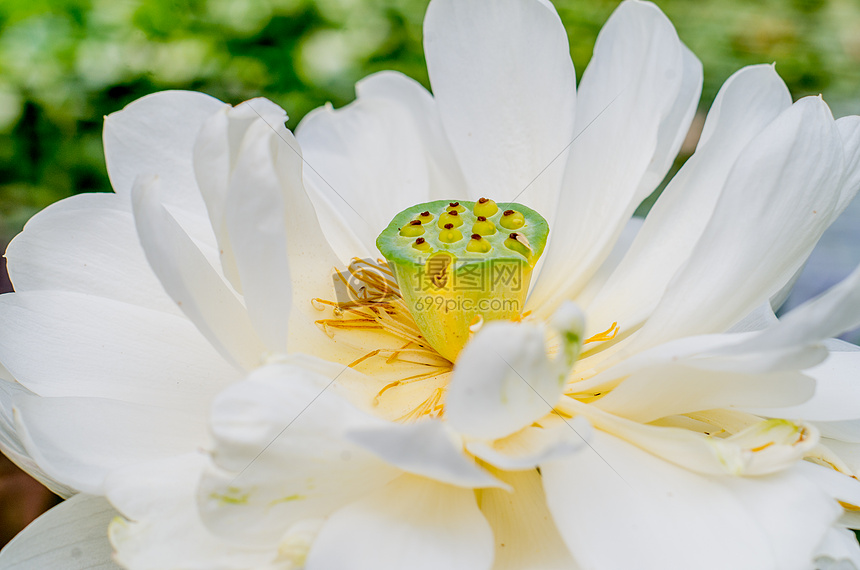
(376, 199, 549, 361)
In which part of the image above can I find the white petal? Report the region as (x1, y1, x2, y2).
(636, 43, 703, 196)
(594, 362, 814, 424)
(836, 116, 860, 215)
(633, 96, 845, 348)
(577, 330, 819, 423)
(744, 352, 860, 422)
(479, 469, 577, 570)
(530, 0, 698, 316)
(446, 315, 576, 441)
(107, 454, 275, 570)
(306, 475, 494, 570)
(585, 64, 791, 336)
(14, 393, 208, 494)
(0, 494, 119, 569)
(423, 0, 576, 216)
(814, 527, 860, 570)
(0, 379, 74, 497)
(132, 175, 266, 370)
(727, 302, 779, 333)
(193, 98, 288, 293)
(233, 116, 347, 359)
(296, 97, 431, 259)
(103, 90, 225, 214)
(348, 419, 505, 488)
(569, 216, 643, 308)
(224, 118, 294, 352)
(542, 430, 840, 569)
(0, 291, 236, 411)
(356, 71, 466, 200)
(747, 261, 860, 354)
(466, 422, 589, 471)
(559, 398, 818, 477)
(4, 193, 179, 315)
(798, 460, 860, 510)
(199, 361, 399, 547)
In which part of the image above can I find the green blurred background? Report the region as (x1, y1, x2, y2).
(0, 0, 859, 544)
(1, 0, 860, 252)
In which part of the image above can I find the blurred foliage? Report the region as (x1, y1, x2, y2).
(0, 0, 859, 245)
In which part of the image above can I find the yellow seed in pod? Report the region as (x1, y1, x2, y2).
(466, 234, 492, 253)
(471, 216, 496, 236)
(412, 237, 432, 252)
(473, 197, 498, 217)
(439, 223, 463, 243)
(399, 220, 426, 237)
(438, 210, 464, 228)
(500, 209, 525, 230)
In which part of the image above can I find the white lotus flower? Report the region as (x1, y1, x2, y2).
(2, 0, 860, 569)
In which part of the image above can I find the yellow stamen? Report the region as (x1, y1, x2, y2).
(585, 322, 619, 344)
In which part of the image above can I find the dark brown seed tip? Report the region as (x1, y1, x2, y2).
(444, 223, 454, 229)
(415, 237, 426, 244)
(471, 234, 481, 240)
(478, 197, 488, 204)
(421, 211, 430, 217)
(477, 216, 487, 222)
(410, 220, 421, 226)
(510, 233, 519, 239)
(449, 202, 460, 207)
(503, 209, 515, 216)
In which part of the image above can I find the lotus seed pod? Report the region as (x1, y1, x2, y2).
(376, 199, 549, 361)
(472, 216, 497, 236)
(500, 209, 525, 230)
(399, 220, 425, 237)
(474, 197, 499, 217)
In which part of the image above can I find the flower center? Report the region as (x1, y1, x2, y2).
(376, 198, 549, 361)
